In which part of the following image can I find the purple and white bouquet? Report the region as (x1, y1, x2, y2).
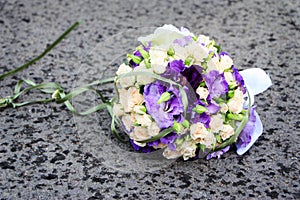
(113, 25, 272, 160)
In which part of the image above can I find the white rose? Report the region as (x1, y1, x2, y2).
(149, 48, 168, 74)
(131, 126, 150, 141)
(219, 103, 229, 113)
(119, 87, 144, 112)
(190, 122, 209, 140)
(196, 86, 209, 100)
(209, 114, 224, 133)
(163, 148, 182, 159)
(180, 141, 197, 161)
(116, 63, 135, 88)
(219, 54, 233, 71)
(220, 124, 235, 140)
(207, 56, 219, 72)
(121, 114, 133, 132)
(147, 122, 160, 137)
(134, 113, 152, 127)
(112, 103, 124, 117)
(174, 42, 209, 65)
(201, 132, 216, 148)
(227, 89, 244, 114)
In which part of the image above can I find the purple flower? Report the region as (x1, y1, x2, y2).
(130, 140, 153, 153)
(236, 107, 256, 148)
(232, 66, 246, 94)
(143, 82, 184, 129)
(206, 101, 220, 114)
(206, 146, 230, 160)
(181, 65, 203, 90)
(160, 132, 177, 144)
(204, 70, 229, 98)
(190, 112, 211, 128)
(173, 36, 193, 47)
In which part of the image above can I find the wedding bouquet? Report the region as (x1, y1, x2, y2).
(113, 25, 272, 160)
(0, 23, 272, 161)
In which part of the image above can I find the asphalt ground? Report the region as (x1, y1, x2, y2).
(0, 0, 299, 199)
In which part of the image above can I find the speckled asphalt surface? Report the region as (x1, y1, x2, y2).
(0, 0, 299, 199)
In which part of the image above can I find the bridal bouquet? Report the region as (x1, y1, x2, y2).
(113, 25, 272, 160)
(0, 23, 272, 161)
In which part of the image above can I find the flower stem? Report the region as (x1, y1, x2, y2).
(0, 21, 80, 81)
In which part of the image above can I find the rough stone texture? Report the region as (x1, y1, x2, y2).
(0, 0, 299, 199)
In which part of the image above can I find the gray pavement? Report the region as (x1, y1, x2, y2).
(0, 0, 299, 199)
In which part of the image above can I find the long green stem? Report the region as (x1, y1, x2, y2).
(0, 21, 80, 81)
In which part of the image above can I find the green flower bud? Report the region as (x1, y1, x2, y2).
(192, 105, 207, 114)
(182, 119, 190, 128)
(137, 47, 150, 59)
(173, 120, 184, 133)
(144, 58, 151, 69)
(227, 113, 244, 121)
(127, 54, 142, 64)
(157, 92, 171, 105)
(228, 82, 238, 90)
(227, 90, 234, 99)
(184, 56, 194, 66)
(167, 47, 175, 56)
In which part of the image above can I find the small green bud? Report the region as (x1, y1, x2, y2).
(157, 92, 171, 105)
(228, 82, 237, 90)
(127, 54, 142, 64)
(227, 113, 244, 121)
(192, 105, 207, 114)
(215, 134, 222, 143)
(134, 105, 147, 114)
(144, 58, 151, 69)
(182, 119, 190, 128)
(167, 47, 175, 56)
(137, 47, 150, 59)
(227, 90, 234, 98)
(184, 56, 194, 66)
(173, 121, 184, 133)
(192, 35, 198, 41)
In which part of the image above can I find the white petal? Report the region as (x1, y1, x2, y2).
(240, 68, 272, 95)
(236, 111, 263, 155)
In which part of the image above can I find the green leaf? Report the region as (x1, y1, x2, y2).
(0, 21, 80, 81)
